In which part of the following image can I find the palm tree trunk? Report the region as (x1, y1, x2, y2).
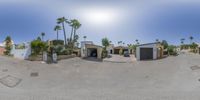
(62, 22, 67, 46)
(70, 27, 74, 42)
(57, 30, 59, 40)
(72, 29, 77, 50)
(73, 29, 76, 40)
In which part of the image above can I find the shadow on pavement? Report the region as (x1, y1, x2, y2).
(82, 57, 103, 62)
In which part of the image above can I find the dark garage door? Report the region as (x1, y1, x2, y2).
(140, 48, 153, 60)
(114, 49, 120, 54)
(87, 48, 97, 57)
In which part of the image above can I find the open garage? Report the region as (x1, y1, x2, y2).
(81, 43, 103, 59)
(87, 48, 97, 57)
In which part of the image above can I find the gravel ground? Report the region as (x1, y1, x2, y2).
(0, 53, 200, 100)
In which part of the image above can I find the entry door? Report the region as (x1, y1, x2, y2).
(140, 48, 153, 60)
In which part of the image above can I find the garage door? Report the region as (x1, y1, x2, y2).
(114, 49, 120, 54)
(87, 48, 97, 57)
(140, 48, 153, 60)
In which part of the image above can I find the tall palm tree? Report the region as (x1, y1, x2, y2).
(41, 32, 45, 41)
(54, 25, 62, 40)
(135, 39, 139, 45)
(118, 41, 122, 46)
(156, 39, 159, 42)
(57, 17, 69, 45)
(189, 36, 194, 44)
(181, 38, 185, 44)
(69, 19, 81, 42)
(83, 36, 87, 41)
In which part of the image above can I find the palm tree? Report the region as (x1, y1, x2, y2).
(181, 38, 185, 44)
(189, 36, 194, 44)
(54, 25, 62, 40)
(135, 39, 139, 45)
(57, 17, 69, 45)
(83, 36, 87, 41)
(69, 19, 81, 42)
(123, 42, 125, 46)
(156, 39, 159, 42)
(41, 32, 45, 41)
(118, 41, 122, 46)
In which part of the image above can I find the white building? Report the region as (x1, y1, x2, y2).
(0, 40, 14, 47)
(11, 42, 31, 59)
(81, 41, 103, 59)
(106, 44, 114, 54)
(136, 42, 163, 60)
(81, 41, 93, 58)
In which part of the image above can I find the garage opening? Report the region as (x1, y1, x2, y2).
(110, 50, 113, 54)
(87, 48, 97, 57)
(140, 48, 153, 60)
(123, 49, 128, 53)
(114, 49, 120, 54)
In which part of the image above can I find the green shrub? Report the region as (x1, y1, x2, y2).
(31, 40, 48, 55)
(52, 40, 64, 46)
(54, 45, 64, 54)
(4, 36, 12, 55)
(119, 48, 123, 55)
(167, 45, 178, 56)
(58, 48, 73, 55)
(102, 49, 108, 58)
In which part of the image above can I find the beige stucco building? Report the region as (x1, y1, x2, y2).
(81, 41, 103, 59)
(136, 42, 164, 60)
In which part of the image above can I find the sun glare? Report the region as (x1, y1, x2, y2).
(80, 8, 119, 26)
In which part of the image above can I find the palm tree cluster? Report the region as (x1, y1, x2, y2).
(56, 17, 81, 49)
(180, 38, 185, 44)
(180, 36, 194, 45)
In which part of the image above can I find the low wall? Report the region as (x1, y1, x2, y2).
(28, 55, 43, 61)
(57, 54, 76, 60)
(28, 54, 76, 61)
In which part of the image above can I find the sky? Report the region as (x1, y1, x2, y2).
(0, 0, 200, 45)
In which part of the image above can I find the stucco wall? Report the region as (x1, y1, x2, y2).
(106, 44, 114, 54)
(0, 47, 5, 55)
(136, 44, 158, 60)
(81, 41, 93, 58)
(11, 43, 31, 59)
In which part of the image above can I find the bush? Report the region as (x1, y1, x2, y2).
(167, 45, 178, 56)
(54, 45, 64, 54)
(102, 49, 108, 58)
(4, 36, 12, 55)
(52, 40, 64, 46)
(31, 40, 48, 55)
(58, 48, 73, 55)
(119, 48, 123, 55)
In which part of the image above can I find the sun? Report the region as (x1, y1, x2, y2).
(80, 8, 119, 26)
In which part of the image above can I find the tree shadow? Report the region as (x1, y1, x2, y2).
(82, 57, 103, 62)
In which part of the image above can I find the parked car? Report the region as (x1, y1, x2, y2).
(124, 51, 130, 57)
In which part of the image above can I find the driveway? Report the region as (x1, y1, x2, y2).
(103, 54, 136, 63)
(0, 53, 200, 99)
